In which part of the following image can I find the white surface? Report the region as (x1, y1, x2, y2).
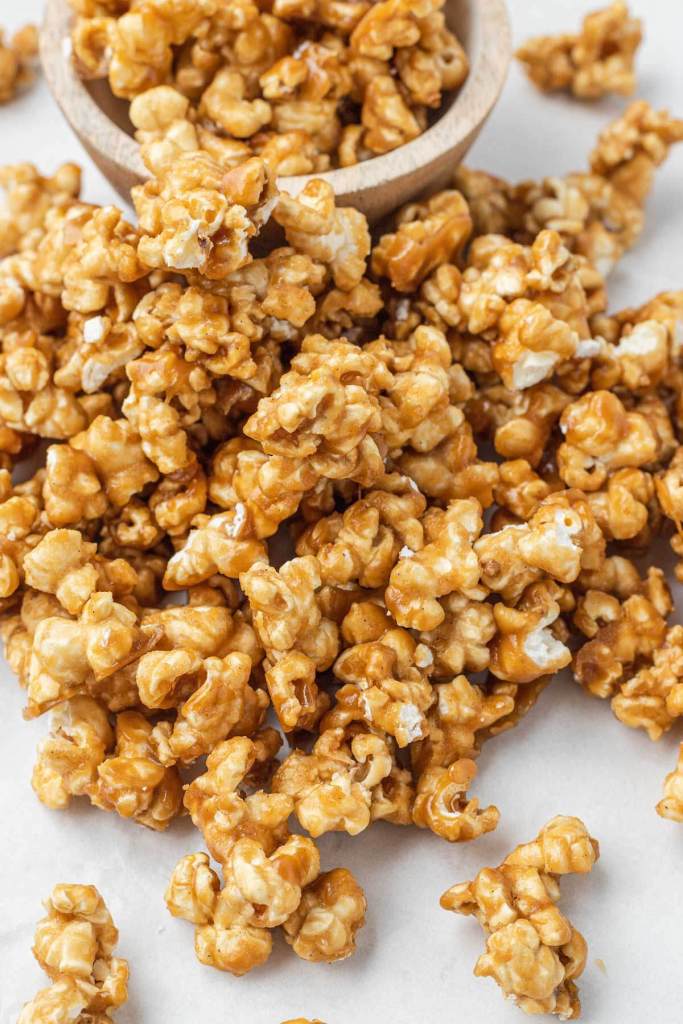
(1, 1, 683, 1022)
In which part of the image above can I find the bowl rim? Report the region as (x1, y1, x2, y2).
(41, 0, 511, 194)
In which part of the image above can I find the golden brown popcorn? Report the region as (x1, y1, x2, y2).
(333, 608, 434, 746)
(473, 381, 572, 468)
(88, 710, 183, 829)
(386, 497, 482, 631)
(167, 834, 321, 976)
(283, 868, 366, 962)
(558, 390, 668, 491)
(159, 652, 269, 763)
(300, 487, 425, 590)
(184, 735, 291, 865)
(492, 298, 593, 392)
(490, 581, 572, 685)
(458, 229, 593, 342)
(71, 415, 159, 508)
(413, 755, 499, 844)
(475, 492, 603, 603)
(360, 74, 421, 155)
(23, 530, 137, 616)
(25, 589, 163, 717)
(133, 153, 276, 278)
(42, 445, 108, 526)
(516, 3, 642, 100)
(274, 181, 370, 291)
(657, 743, 683, 823)
(32, 697, 113, 810)
(573, 568, 671, 699)
(241, 556, 339, 671)
(372, 191, 472, 293)
(590, 99, 683, 203)
(610, 624, 683, 741)
(441, 816, 599, 1018)
(163, 508, 268, 589)
(165, 850, 272, 976)
(0, 162, 81, 257)
(17, 883, 128, 1024)
(587, 467, 657, 542)
(0, 24, 38, 104)
(273, 726, 402, 837)
(244, 335, 388, 494)
(397, 419, 500, 508)
(418, 593, 495, 677)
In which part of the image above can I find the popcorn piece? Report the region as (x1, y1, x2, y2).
(0, 24, 38, 104)
(18, 883, 128, 1023)
(490, 581, 571, 685)
(241, 556, 338, 671)
(412, 757, 499, 843)
(333, 609, 434, 746)
(163, 509, 268, 589)
(558, 390, 664, 491)
(657, 743, 683, 823)
(184, 735, 291, 865)
(573, 568, 671, 699)
(590, 100, 683, 205)
(441, 816, 599, 1018)
(372, 191, 472, 293)
(516, 3, 642, 100)
(274, 181, 370, 291)
(283, 868, 366, 962)
(611, 624, 683, 740)
(296, 479, 426, 589)
(385, 498, 482, 630)
(88, 710, 183, 830)
(272, 727, 401, 837)
(161, 652, 269, 763)
(32, 697, 113, 810)
(475, 492, 604, 603)
(133, 153, 276, 277)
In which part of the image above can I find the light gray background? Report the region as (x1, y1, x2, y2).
(1, 1, 682, 1021)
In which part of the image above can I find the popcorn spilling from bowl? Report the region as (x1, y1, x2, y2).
(2, 0, 683, 1010)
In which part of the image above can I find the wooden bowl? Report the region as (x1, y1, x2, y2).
(40, 0, 511, 221)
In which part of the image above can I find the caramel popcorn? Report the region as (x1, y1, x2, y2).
(475, 492, 604, 603)
(4, 10, 683, 997)
(573, 567, 671, 700)
(283, 868, 366, 962)
(17, 884, 128, 1023)
(0, 24, 38, 104)
(441, 817, 599, 1018)
(657, 743, 683, 823)
(68, 0, 468, 169)
(517, 3, 642, 100)
(273, 726, 405, 836)
(385, 498, 482, 630)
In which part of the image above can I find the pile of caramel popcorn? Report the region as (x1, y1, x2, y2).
(3, 1, 683, 1015)
(68, 0, 469, 171)
(0, 24, 38, 104)
(17, 884, 128, 1023)
(442, 817, 599, 1019)
(516, 1, 642, 100)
